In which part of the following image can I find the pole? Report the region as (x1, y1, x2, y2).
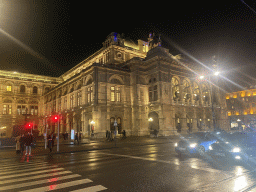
(57, 118, 60, 152)
(44, 117, 47, 149)
(31, 122, 33, 134)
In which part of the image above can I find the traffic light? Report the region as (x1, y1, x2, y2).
(51, 115, 60, 123)
(25, 122, 33, 129)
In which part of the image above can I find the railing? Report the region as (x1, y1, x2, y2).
(0, 89, 41, 96)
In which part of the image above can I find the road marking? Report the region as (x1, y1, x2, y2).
(0, 165, 57, 175)
(20, 178, 93, 192)
(98, 152, 221, 173)
(0, 174, 81, 190)
(71, 185, 107, 192)
(0, 162, 47, 170)
(0, 167, 64, 180)
(0, 170, 72, 184)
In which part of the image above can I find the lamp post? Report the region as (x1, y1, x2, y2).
(199, 71, 219, 130)
(114, 119, 117, 146)
(148, 117, 153, 136)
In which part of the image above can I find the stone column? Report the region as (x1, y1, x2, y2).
(192, 112, 197, 132)
(181, 111, 187, 133)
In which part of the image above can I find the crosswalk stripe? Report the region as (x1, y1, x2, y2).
(0, 162, 47, 170)
(0, 167, 64, 180)
(71, 185, 108, 192)
(0, 165, 57, 175)
(0, 174, 81, 190)
(0, 170, 72, 185)
(20, 178, 93, 192)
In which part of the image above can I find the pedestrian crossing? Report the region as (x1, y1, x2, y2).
(0, 160, 107, 192)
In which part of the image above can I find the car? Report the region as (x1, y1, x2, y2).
(175, 131, 221, 156)
(208, 132, 256, 163)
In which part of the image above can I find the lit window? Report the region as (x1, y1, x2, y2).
(111, 87, 115, 101)
(17, 105, 26, 115)
(87, 87, 93, 103)
(116, 87, 121, 102)
(30, 106, 38, 115)
(77, 92, 82, 106)
(6, 86, 12, 92)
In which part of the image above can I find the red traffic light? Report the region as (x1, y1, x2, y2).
(25, 122, 33, 129)
(51, 115, 60, 122)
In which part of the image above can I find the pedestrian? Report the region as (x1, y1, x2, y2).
(24, 132, 33, 156)
(75, 132, 79, 144)
(122, 130, 126, 139)
(47, 132, 55, 152)
(20, 134, 25, 154)
(79, 132, 82, 141)
(153, 129, 158, 138)
(15, 134, 21, 154)
(106, 130, 109, 140)
(47, 134, 53, 152)
(65, 132, 68, 140)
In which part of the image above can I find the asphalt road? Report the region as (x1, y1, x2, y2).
(1, 140, 256, 191)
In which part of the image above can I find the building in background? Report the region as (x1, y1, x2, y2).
(0, 70, 62, 137)
(0, 32, 229, 138)
(226, 88, 256, 131)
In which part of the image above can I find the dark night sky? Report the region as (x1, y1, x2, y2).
(0, 0, 256, 92)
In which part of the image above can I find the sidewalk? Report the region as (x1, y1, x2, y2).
(0, 135, 180, 159)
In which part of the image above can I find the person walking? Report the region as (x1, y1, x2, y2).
(47, 132, 55, 152)
(75, 132, 79, 144)
(122, 130, 126, 139)
(15, 134, 21, 154)
(20, 134, 25, 154)
(25, 132, 33, 156)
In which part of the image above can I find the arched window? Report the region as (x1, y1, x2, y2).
(193, 82, 200, 103)
(202, 84, 210, 104)
(20, 85, 25, 93)
(6, 84, 12, 92)
(183, 79, 191, 102)
(45, 87, 50, 94)
(33, 86, 38, 94)
(172, 77, 180, 101)
(148, 77, 158, 102)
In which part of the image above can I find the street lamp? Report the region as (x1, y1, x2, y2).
(199, 71, 220, 130)
(90, 120, 95, 136)
(148, 117, 153, 135)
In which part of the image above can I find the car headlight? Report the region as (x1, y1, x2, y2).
(175, 143, 178, 147)
(209, 145, 213, 150)
(190, 143, 197, 148)
(231, 147, 241, 153)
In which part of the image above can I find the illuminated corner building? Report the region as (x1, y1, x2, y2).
(226, 88, 256, 130)
(0, 32, 229, 138)
(0, 70, 62, 137)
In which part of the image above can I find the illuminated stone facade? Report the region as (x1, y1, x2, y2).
(226, 88, 256, 130)
(0, 70, 62, 137)
(0, 32, 229, 138)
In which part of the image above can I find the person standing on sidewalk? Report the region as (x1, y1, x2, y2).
(15, 134, 21, 154)
(25, 132, 33, 156)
